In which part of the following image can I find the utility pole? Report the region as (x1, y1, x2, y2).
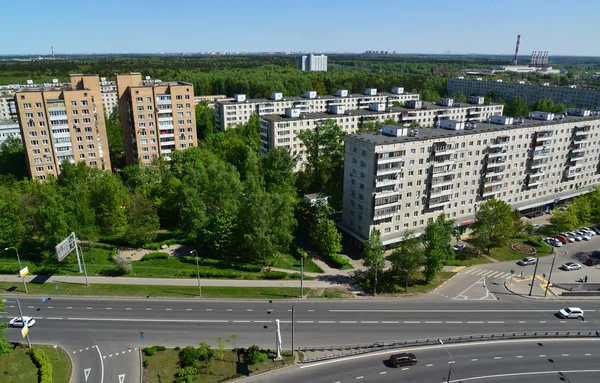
(374, 256, 378, 296)
(529, 258, 540, 296)
(79, 246, 89, 286)
(545, 251, 564, 297)
(190, 250, 202, 298)
(439, 339, 453, 383)
(16, 299, 31, 348)
(291, 305, 295, 357)
(275, 319, 282, 361)
(300, 257, 304, 298)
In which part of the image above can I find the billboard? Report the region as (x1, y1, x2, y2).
(55, 232, 76, 261)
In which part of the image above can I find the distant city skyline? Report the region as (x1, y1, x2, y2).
(3, 0, 600, 56)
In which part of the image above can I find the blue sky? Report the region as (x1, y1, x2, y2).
(3, 0, 599, 56)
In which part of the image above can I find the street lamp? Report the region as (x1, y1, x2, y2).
(4, 246, 22, 269)
(438, 339, 453, 383)
(190, 250, 202, 298)
(545, 251, 565, 297)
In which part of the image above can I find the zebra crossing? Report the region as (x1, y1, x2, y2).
(462, 268, 514, 280)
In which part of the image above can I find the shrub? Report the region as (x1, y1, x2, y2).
(179, 346, 201, 367)
(31, 348, 53, 383)
(324, 253, 353, 269)
(177, 366, 198, 378)
(244, 345, 268, 365)
(262, 271, 289, 280)
(154, 345, 166, 351)
(111, 254, 132, 274)
(141, 252, 170, 261)
(144, 347, 157, 356)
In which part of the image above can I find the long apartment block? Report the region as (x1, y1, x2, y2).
(116, 73, 197, 166)
(448, 77, 600, 108)
(14, 74, 111, 180)
(260, 97, 504, 171)
(216, 87, 420, 130)
(340, 109, 600, 247)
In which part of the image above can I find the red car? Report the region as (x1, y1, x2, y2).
(553, 235, 568, 244)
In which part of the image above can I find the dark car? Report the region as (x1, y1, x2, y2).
(389, 352, 418, 367)
(591, 251, 600, 259)
(584, 257, 600, 266)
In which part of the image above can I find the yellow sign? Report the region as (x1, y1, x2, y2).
(21, 325, 29, 338)
(19, 266, 29, 278)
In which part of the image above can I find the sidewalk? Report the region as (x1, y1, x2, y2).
(503, 273, 563, 298)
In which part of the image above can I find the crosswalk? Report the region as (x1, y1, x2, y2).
(462, 268, 515, 280)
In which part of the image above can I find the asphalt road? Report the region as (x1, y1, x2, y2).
(2, 296, 600, 383)
(242, 339, 600, 383)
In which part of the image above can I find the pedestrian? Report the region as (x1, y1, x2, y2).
(584, 275, 588, 283)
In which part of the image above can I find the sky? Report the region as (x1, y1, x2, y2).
(2, 0, 600, 56)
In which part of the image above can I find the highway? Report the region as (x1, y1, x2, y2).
(2, 296, 599, 383)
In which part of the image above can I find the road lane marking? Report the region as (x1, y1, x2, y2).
(166, 308, 171, 311)
(487, 321, 505, 324)
(467, 321, 484, 324)
(47, 317, 63, 320)
(308, 309, 314, 312)
(446, 321, 463, 324)
(318, 321, 336, 324)
(298, 321, 314, 324)
(539, 354, 546, 357)
(356, 376, 364, 379)
(206, 309, 212, 311)
(562, 354, 569, 357)
(227, 309, 232, 311)
(340, 321, 357, 324)
(28, 306, 34, 308)
(95, 345, 105, 383)
(233, 320, 250, 323)
(448, 369, 600, 383)
(427, 364, 433, 367)
(464, 268, 476, 274)
(48, 306, 53, 309)
(517, 356, 523, 358)
(471, 359, 478, 361)
(254, 320, 272, 323)
(380, 372, 386, 374)
(186, 309, 192, 311)
(404, 321, 420, 324)
(381, 321, 399, 324)
(585, 354, 591, 356)
(106, 308, 111, 310)
(539, 321, 546, 323)
(487, 271, 500, 278)
(86, 307, 92, 310)
(361, 321, 378, 324)
(126, 308, 131, 310)
(452, 266, 466, 272)
(247, 309, 253, 312)
(145, 308, 151, 311)
(449, 361, 455, 364)
(519, 321, 526, 323)
(494, 357, 501, 359)
(425, 321, 442, 324)
(67, 307, 72, 309)
(67, 317, 230, 323)
(330, 309, 596, 313)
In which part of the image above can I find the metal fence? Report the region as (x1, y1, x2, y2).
(298, 331, 600, 363)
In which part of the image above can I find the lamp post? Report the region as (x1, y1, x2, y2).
(190, 250, 202, 298)
(438, 339, 453, 383)
(5, 246, 27, 293)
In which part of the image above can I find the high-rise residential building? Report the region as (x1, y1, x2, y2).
(259, 98, 504, 171)
(298, 54, 328, 71)
(14, 74, 111, 180)
(340, 110, 600, 247)
(448, 77, 600, 109)
(116, 73, 197, 166)
(0, 120, 21, 145)
(0, 93, 18, 120)
(100, 77, 119, 116)
(216, 88, 421, 130)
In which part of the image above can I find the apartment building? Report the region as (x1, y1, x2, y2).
(0, 120, 21, 145)
(216, 88, 421, 130)
(259, 98, 504, 171)
(14, 74, 111, 180)
(340, 110, 600, 247)
(0, 93, 18, 120)
(100, 77, 118, 116)
(116, 73, 197, 166)
(448, 77, 600, 109)
(298, 54, 328, 71)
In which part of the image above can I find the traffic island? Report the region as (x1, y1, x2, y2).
(0, 344, 71, 383)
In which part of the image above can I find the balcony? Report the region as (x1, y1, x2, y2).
(375, 178, 398, 187)
(429, 197, 451, 209)
(487, 157, 506, 164)
(433, 145, 455, 156)
(374, 208, 397, 220)
(571, 147, 586, 153)
(482, 187, 502, 197)
(574, 136, 590, 143)
(532, 149, 550, 160)
(432, 157, 454, 168)
(528, 180, 543, 188)
(431, 168, 454, 178)
(430, 187, 453, 198)
(488, 150, 506, 158)
(430, 176, 454, 188)
(376, 167, 402, 176)
(490, 137, 510, 148)
(484, 177, 503, 187)
(530, 160, 548, 169)
(528, 171, 544, 180)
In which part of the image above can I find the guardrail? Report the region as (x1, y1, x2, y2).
(298, 331, 600, 363)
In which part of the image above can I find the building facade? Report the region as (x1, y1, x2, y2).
(116, 73, 197, 166)
(298, 54, 328, 71)
(448, 78, 600, 109)
(216, 88, 421, 130)
(260, 99, 504, 171)
(0, 120, 21, 145)
(0, 93, 18, 120)
(14, 74, 111, 180)
(340, 112, 600, 246)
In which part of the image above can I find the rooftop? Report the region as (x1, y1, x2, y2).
(218, 91, 419, 105)
(349, 114, 600, 146)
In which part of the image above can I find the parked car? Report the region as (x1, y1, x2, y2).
(553, 235, 568, 244)
(9, 316, 36, 328)
(517, 257, 537, 266)
(575, 231, 591, 241)
(532, 223, 541, 230)
(560, 262, 582, 271)
(584, 257, 600, 266)
(567, 232, 582, 241)
(544, 238, 562, 247)
(589, 227, 600, 235)
(557, 307, 584, 319)
(389, 353, 418, 367)
(561, 233, 576, 243)
(591, 250, 600, 259)
(580, 227, 596, 236)
(452, 244, 467, 252)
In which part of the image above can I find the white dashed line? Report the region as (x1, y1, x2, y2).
(585, 354, 592, 356)
(47, 317, 63, 320)
(356, 376, 364, 379)
(233, 320, 250, 323)
(166, 308, 171, 311)
(539, 321, 546, 323)
(126, 308, 131, 310)
(308, 309, 315, 312)
(247, 309, 253, 312)
(298, 321, 314, 324)
(425, 321, 442, 324)
(28, 306, 34, 309)
(517, 356, 523, 358)
(319, 321, 336, 324)
(206, 309, 212, 311)
(449, 361, 455, 364)
(254, 320, 272, 323)
(494, 357, 502, 360)
(539, 355, 546, 357)
(227, 309, 232, 311)
(488, 321, 505, 324)
(427, 364, 433, 367)
(340, 321, 357, 324)
(361, 321, 378, 324)
(404, 321, 420, 324)
(67, 307, 72, 309)
(380, 372, 386, 375)
(186, 309, 192, 311)
(106, 308, 111, 310)
(562, 354, 569, 357)
(471, 359, 478, 362)
(48, 306, 53, 309)
(446, 321, 463, 324)
(467, 321, 484, 324)
(86, 307, 92, 310)
(401, 368, 409, 371)
(381, 321, 399, 324)
(519, 321, 526, 323)
(145, 308, 151, 311)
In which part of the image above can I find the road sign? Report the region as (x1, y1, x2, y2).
(140, 335, 144, 340)
(21, 325, 29, 338)
(119, 374, 125, 383)
(55, 284, 59, 290)
(56, 233, 77, 261)
(42, 296, 47, 302)
(84, 368, 91, 381)
(19, 266, 29, 278)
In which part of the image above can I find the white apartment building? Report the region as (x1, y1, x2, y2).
(216, 88, 421, 130)
(448, 78, 600, 109)
(340, 111, 600, 247)
(298, 54, 328, 71)
(100, 77, 118, 116)
(0, 94, 17, 120)
(260, 98, 504, 171)
(0, 120, 21, 145)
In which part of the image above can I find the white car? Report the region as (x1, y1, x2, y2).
(544, 238, 562, 247)
(558, 307, 584, 319)
(9, 316, 36, 328)
(575, 231, 591, 241)
(567, 232, 582, 241)
(517, 257, 537, 266)
(580, 227, 595, 236)
(560, 262, 582, 271)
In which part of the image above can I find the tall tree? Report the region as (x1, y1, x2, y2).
(571, 196, 591, 224)
(511, 209, 525, 237)
(261, 148, 295, 194)
(105, 107, 126, 169)
(309, 203, 342, 256)
(124, 192, 159, 247)
(422, 214, 455, 282)
(0, 136, 27, 178)
(549, 204, 579, 232)
(586, 187, 600, 223)
(361, 229, 385, 293)
(504, 97, 529, 117)
(390, 231, 424, 292)
(471, 199, 514, 255)
(90, 172, 129, 235)
(195, 102, 216, 140)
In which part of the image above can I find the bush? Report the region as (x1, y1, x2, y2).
(244, 345, 268, 365)
(144, 345, 166, 356)
(323, 253, 353, 269)
(179, 346, 201, 367)
(31, 348, 53, 383)
(141, 252, 170, 261)
(177, 366, 198, 378)
(111, 254, 133, 274)
(262, 271, 289, 280)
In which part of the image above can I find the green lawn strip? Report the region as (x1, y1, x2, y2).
(382, 271, 455, 296)
(306, 288, 354, 299)
(273, 253, 324, 273)
(0, 282, 312, 299)
(144, 348, 294, 383)
(489, 237, 553, 262)
(0, 344, 70, 383)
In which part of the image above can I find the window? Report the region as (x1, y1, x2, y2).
(80, 100, 88, 106)
(72, 110, 78, 115)
(81, 109, 89, 115)
(176, 95, 183, 100)
(37, 112, 43, 118)
(35, 166, 44, 172)
(23, 103, 32, 109)
(136, 97, 143, 103)
(35, 102, 42, 108)
(146, 97, 151, 102)
(87, 144, 95, 149)
(25, 113, 34, 118)
(71, 101, 77, 106)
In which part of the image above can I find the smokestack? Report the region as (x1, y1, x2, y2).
(51, 46, 54, 60)
(513, 35, 520, 65)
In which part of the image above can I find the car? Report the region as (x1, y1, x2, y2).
(589, 227, 600, 235)
(592, 250, 600, 258)
(567, 232, 582, 241)
(544, 238, 562, 247)
(532, 223, 541, 230)
(517, 257, 537, 266)
(389, 352, 418, 367)
(580, 227, 596, 236)
(584, 257, 600, 266)
(575, 231, 591, 241)
(8, 316, 36, 328)
(561, 233, 575, 243)
(452, 244, 467, 252)
(557, 307, 584, 319)
(560, 262, 582, 271)
(553, 235, 568, 244)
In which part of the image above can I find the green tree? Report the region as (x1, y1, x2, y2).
(471, 199, 514, 255)
(361, 229, 385, 293)
(357, 121, 382, 134)
(550, 205, 580, 232)
(504, 97, 530, 117)
(390, 231, 424, 292)
(571, 196, 591, 224)
(0, 185, 25, 248)
(422, 214, 455, 282)
(111, 254, 132, 274)
(511, 209, 525, 237)
(90, 172, 128, 235)
(0, 297, 9, 355)
(309, 203, 342, 256)
(0, 136, 27, 178)
(586, 187, 600, 222)
(124, 192, 159, 247)
(105, 107, 125, 169)
(261, 148, 295, 194)
(195, 102, 216, 140)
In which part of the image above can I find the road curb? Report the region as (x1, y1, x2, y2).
(503, 281, 557, 300)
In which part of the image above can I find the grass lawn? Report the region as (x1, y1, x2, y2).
(0, 344, 70, 383)
(0, 282, 319, 299)
(382, 271, 455, 296)
(274, 253, 324, 273)
(143, 348, 295, 383)
(489, 237, 553, 262)
(306, 287, 353, 299)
